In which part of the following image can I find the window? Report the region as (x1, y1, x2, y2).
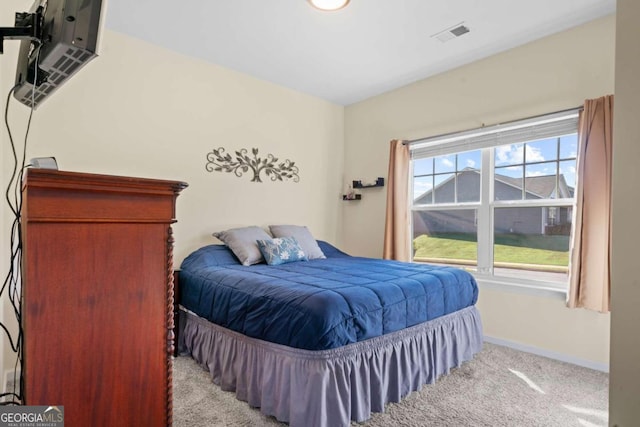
(410, 111, 579, 289)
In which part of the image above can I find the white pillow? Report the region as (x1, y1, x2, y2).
(268, 225, 326, 260)
(212, 226, 272, 266)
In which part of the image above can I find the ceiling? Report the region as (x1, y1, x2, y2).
(106, 0, 616, 106)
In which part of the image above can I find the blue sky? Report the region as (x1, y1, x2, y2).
(413, 134, 578, 200)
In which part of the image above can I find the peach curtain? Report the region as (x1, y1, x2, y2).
(567, 95, 613, 312)
(383, 139, 410, 261)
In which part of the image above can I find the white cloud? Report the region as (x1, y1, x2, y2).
(495, 144, 545, 165)
(525, 145, 545, 162)
(495, 146, 514, 164)
(466, 159, 476, 168)
(441, 158, 454, 168)
(494, 166, 522, 179)
(526, 165, 551, 177)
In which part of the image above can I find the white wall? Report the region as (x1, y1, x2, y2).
(610, 0, 640, 423)
(342, 15, 615, 366)
(0, 8, 344, 376)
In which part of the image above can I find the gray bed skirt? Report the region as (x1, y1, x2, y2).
(179, 305, 483, 427)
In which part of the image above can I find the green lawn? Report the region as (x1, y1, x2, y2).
(413, 233, 569, 267)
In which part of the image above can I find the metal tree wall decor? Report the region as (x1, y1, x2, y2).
(205, 147, 300, 183)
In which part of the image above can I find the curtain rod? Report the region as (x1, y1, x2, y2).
(402, 105, 584, 146)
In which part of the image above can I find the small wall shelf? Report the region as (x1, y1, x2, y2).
(342, 194, 362, 201)
(352, 177, 384, 189)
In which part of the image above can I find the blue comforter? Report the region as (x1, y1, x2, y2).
(179, 241, 478, 351)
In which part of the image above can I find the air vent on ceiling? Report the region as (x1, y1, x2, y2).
(431, 22, 470, 43)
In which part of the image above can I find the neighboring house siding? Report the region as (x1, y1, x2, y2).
(414, 170, 572, 236)
(434, 178, 455, 203)
(457, 172, 480, 202)
(494, 207, 543, 234)
(496, 181, 526, 201)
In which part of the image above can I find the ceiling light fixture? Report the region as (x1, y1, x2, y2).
(308, 0, 350, 12)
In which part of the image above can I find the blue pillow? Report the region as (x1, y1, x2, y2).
(256, 237, 308, 266)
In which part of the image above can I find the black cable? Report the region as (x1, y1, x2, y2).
(0, 40, 41, 407)
(14, 44, 38, 215)
(0, 90, 23, 405)
(3, 86, 19, 217)
(0, 86, 24, 405)
(0, 85, 19, 302)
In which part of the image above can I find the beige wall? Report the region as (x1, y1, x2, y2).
(19, 30, 345, 262)
(0, 7, 344, 376)
(610, 0, 640, 423)
(343, 15, 615, 366)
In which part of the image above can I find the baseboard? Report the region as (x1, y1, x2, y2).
(483, 336, 609, 373)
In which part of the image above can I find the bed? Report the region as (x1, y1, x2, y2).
(176, 238, 483, 427)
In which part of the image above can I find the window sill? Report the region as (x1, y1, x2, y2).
(473, 274, 567, 300)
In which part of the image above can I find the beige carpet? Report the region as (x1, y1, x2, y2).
(173, 343, 608, 427)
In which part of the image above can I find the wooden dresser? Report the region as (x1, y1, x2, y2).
(21, 169, 187, 427)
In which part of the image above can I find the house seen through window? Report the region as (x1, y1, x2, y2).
(410, 111, 578, 288)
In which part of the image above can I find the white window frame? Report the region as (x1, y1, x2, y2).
(409, 110, 580, 294)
